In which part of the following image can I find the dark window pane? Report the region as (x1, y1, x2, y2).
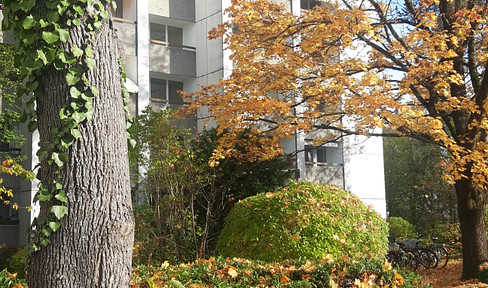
(168, 80, 184, 104)
(151, 78, 167, 101)
(150, 23, 166, 42)
(168, 26, 183, 46)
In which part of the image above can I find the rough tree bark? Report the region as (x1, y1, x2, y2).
(456, 179, 488, 279)
(26, 10, 134, 288)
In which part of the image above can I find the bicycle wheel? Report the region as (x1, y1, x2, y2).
(400, 250, 418, 271)
(432, 245, 449, 268)
(416, 249, 433, 270)
(386, 251, 400, 268)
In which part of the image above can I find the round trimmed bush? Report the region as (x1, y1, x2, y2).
(386, 217, 416, 239)
(216, 181, 388, 262)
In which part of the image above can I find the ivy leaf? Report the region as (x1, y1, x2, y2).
(72, 112, 86, 124)
(93, 21, 102, 30)
(72, 46, 84, 58)
(51, 152, 65, 167)
(70, 86, 82, 98)
(57, 50, 76, 64)
(73, 18, 82, 26)
(90, 86, 99, 97)
(42, 228, 51, 237)
(23, 15, 37, 29)
(61, 135, 74, 149)
(57, 28, 70, 42)
(46, 11, 60, 23)
(28, 121, 37, 132)
(51, 205, 68, 220)
(66, 73, 81, 85)
(55, 191, 68, 203)
(71, 128, 82, 139)
(37, 50, 51, 65)
(40, 238, 50, 247)
(38, 193, 52, 202)
(20, 0, 36, 12)
(73, 5, 84, 15)
(100, 10, 109, 19)
(86, 57, 96, 70)
(42, 31, 60, 44)
(85, 47, 93, 57)
(48, 221, 61, 232)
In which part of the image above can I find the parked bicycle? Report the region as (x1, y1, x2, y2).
(386, 236, 443, 271)
(428, 237, 449, 268)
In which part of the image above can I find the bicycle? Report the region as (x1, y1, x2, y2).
(429, 237, 449, 268)
(397, 239, 438, 270)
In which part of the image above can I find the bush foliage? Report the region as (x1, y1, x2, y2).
(216, 181, 388, 262)
(387, 217, 416, 239)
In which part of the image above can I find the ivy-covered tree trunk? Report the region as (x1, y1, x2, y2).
(26, 9, 134, 288)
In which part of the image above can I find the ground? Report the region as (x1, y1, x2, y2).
(419, 260, 488, 287)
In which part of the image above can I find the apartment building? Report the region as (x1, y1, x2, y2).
(0, 0, 386, 246)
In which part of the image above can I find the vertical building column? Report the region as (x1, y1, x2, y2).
(290, 0, 306, 180)
(137, 0, 150, 115)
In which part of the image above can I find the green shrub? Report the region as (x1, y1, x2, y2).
(216, 181, 388, 262)
(7, 248, 25, 278)
(387, 217, 416, 239)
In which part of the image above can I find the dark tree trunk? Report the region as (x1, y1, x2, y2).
(455, 178, 488, 280)
(26, 13, 134, 288)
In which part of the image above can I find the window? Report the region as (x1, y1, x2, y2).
(150, 78, 184, 105)
(150, 23, 183, 46)
(114, 0, 123, 18)
(305, 142, 343, 165)
(301, 0, 324, 10)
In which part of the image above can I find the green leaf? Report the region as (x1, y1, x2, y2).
(46, 11, 60, 23)
(71, 128, 82, 139)
(72, 112, 86, 124)
(86, 57, 96, 70)
(28, 121, 37, 132)
(72, 46, 84, 58)
(42, 31, 60, 45)
(57, 28, 70, 42)
(73, 5, 84, 15)
(100, 10, 109, 19)
(42, 228, 51, 237)
(55, 191, 68, 203)
(70, 86, 82, 98)
(20, 0, 36, 12)
(61, 135, 74, 149)
(38, 190, 52, 202)
(40, 238, 50, 247)
(39, 19, 51, 28)
(48, 221, 61, 232)
(66, 73, 81, 85)
(90, 86, 99, 97)
(73, 18, 82, 26)
(93, 21, 102, 30)
(23, 15, 37, 29)
(57, 50, 76, 64)
(51, 152, 66, 167)
(85, 47, 93, 57)
(37, 50, 49, 65)
(51, 205, 68, 220)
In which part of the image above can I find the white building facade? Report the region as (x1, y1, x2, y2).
(0, 0, 386, 246)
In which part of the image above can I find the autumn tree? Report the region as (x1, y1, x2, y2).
(2, 0, 134, 286)
(183, 0, 488, 279)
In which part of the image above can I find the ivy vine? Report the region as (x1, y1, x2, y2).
(1, 0, 126, 254)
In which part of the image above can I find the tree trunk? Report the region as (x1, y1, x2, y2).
(27, 14, 134, 288)
(456, 178, 488, 280)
